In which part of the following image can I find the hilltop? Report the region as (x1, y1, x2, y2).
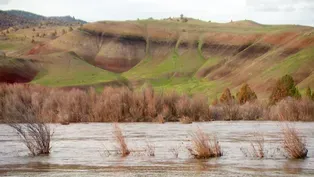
(1, 15, 314, 100)
(0, 10, 86, 30)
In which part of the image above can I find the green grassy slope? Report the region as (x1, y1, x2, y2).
(262, 47, 314, 77)
(31, 52, 123, 87)
(123, 48, 204, 79)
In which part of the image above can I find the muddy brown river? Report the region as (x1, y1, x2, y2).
(0, 122, 313, 176)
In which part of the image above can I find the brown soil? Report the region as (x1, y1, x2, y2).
(0, 61, 39, 83)
(95, 57, 140, 73)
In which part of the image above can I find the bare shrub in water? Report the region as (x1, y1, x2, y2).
(169, 144, 182, 158)
(144, 141, 155, 157)
(249, 133, 265, 158)
(281, 124, 308, 159)
(9, 122, 52, 156)
(241, 133, 265, 159)
(4, 87, 52, 156)
(187, 128, 222, 159)
(113, 123, 130, 157)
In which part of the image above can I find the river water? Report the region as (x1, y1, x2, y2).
(0, 122, 313, 177)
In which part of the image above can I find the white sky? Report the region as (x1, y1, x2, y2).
(0, 0, 313, 26)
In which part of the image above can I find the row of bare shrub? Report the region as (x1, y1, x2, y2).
(103, 123, 307, 160)
(241, 125, 308, 159)
(209, 98, 314, 121)
(0, 84, 211, 123)
(209, 101, 264, 121)
(265, 98, 314, 121)
(1, 84, 314, 123)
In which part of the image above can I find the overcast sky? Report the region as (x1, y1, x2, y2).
(0, 0, 313, 26)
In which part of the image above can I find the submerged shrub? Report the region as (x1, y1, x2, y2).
(113, 123, 130, 157)
(144, 141, 155, 157)
(187, 128, 222, 159)
(3, 85, 52, 156)
(269, 75, 301, 105)
(241, 133, 265, 159)
(282, 124, 308, 159)
(9, 122, 52, 156)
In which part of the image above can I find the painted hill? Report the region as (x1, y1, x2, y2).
(2, 17, 314, 100)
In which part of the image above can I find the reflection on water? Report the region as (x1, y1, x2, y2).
(283, 159, 307, 174)
(0, 121, 313, 177)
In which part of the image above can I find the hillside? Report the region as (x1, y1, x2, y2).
(0, 55, 40, 83)
(0, 10, 86, 30)
(1, 17, 314, 100)
(30, 52, 125, 88)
